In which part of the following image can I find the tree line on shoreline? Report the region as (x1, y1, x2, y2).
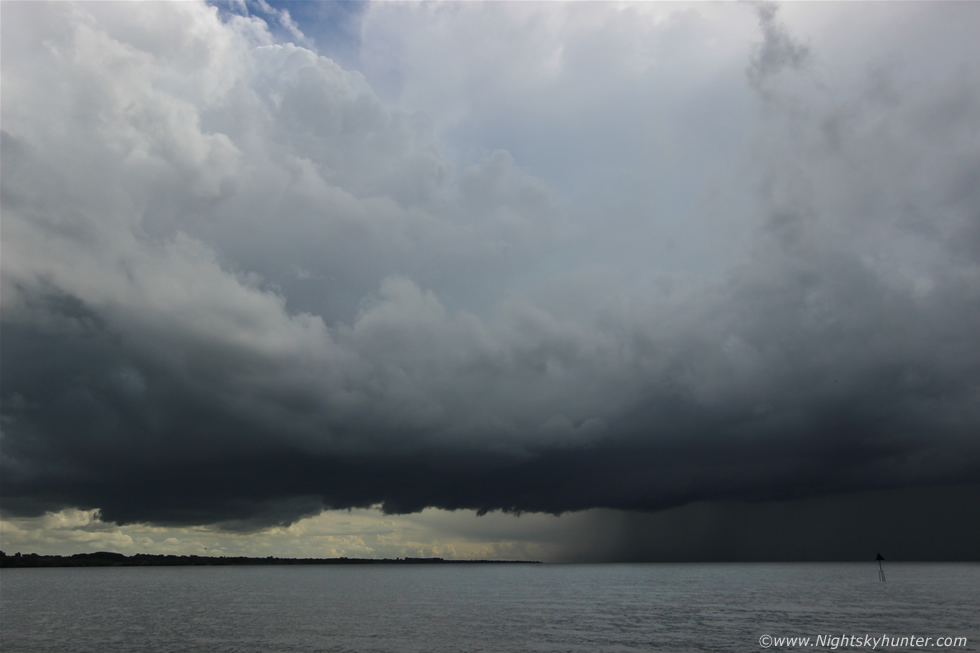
(0, 550, 541, 568)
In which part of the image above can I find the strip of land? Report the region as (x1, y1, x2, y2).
(0, 551, 540, 568)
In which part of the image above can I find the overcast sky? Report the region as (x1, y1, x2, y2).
(2, 1, 979, 561)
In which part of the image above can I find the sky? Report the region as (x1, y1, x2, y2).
(1, 0, 979, 562)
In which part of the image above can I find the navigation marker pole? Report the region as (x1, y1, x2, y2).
(876, 553, 886, 582)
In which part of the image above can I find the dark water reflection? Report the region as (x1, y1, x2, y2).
(2, 563, 977, 652)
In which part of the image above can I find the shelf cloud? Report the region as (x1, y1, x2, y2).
(2, 1, 978, 549)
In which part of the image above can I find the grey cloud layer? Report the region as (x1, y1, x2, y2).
(2, 1, 978, 529)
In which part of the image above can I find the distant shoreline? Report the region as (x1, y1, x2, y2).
(0, 551, 542, 568)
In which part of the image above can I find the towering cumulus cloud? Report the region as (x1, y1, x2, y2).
(2, 1, 979, 538)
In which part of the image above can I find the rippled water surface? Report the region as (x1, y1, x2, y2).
(3, 563, 978, 652)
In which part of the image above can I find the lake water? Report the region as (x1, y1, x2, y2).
(2, 563, 977, 652)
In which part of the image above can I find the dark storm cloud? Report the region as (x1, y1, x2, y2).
(746, 2, 809, 90)
(2, 1, 979, 538)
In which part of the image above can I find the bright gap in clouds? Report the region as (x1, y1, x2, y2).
(1, 1, 979, 560)
(0, 507, 573, 561)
